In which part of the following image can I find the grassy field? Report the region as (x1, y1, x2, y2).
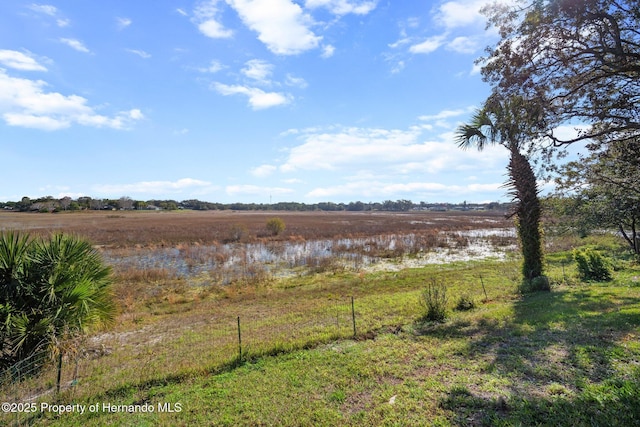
(2, 212, 640, 426)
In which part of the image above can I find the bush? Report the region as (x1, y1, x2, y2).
(573, 247, 613, 281)
(455, 294, 476, 311)
(228, 223, 248, 242)
(266, 217, 286, 236)
(0, 232, 115, 371)
(519, 275, 551, 293)
(421, 278, 448, 322)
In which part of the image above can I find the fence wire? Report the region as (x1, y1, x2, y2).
(0, 296, 357, 425)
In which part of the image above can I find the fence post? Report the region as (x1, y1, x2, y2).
(479, 274, 488, 301)
(237, 316, 242, 363)
(351, 296, 356, 338)
(56, 352, 63, 394)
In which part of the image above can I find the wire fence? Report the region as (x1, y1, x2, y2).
(0, 296, 359, 425)
(0, 265, 517, 426)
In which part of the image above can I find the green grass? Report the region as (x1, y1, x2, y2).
(6, 238, 640, 426)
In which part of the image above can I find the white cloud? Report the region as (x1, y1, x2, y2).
(0, 69, 143, 130)
(305, 0, 377, 15)
(306, 180, 503, 199)
(409, 35, 446, 54)
(193, 0, 234, 38)
(28, 3, 69, 26)
(94, 178, 215, 195)
(0, 50, 47, 71)
(285, 74, 307, 88)
(241, 59, 273, 83)
(226, 0, 321, 55)
(60, 38, 91, 53)
(199, 19, 234, 38)
(226, 184, 293, 196)
(199, 60, 224, 73)
(435, 0, 487, 30)
(321, 44, 336, 58)
(28, 4, 58, 16)
(419, 108, 470, 121)
(388, 37, 412, 49)
(126, 49, 151, 59)
(176, 8, 188, 16)
(281, 127, 426, 172)
(251, 164, 277, 177)
(212, 82, 291, 109)
(447, 36, 481, 54)
(283, 178, 303, 184)
(470, 61, 483, 75)
(117, 17, 132, 29)
(279, 125, 508, 178)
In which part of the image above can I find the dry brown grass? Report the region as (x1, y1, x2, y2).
(0, 210, 510, 247)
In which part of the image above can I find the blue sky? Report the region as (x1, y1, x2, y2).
(1, 0, 548, 204)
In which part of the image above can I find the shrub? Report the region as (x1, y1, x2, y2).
(266, 217, 286, 236)
(573, 247, 613, 281)
(228, 223, 248, 242)
(520, 275, 551, 293)
(0, 232, 115, 371)
(455, 294, 476, 311)
(421, 278, 448, 322)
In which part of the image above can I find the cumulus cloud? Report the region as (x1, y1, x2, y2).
(409, 35, 446, 54)
(0, 69, 143, 130)
(278, 125, 509, 195)
(193, 0, 233, 38)
(241, 59, 273, 83)
(435, 0, 488, 30)
(212, 82, 291, 109)
(0, 50, 47, 71)
(447, 35, 481, 53)
(321, 44, 336, 58)
(94, 178, 215, 195)
(226, 0, 321, 55)
(280, 127, 429, 172)
(391, 0, 508, 61)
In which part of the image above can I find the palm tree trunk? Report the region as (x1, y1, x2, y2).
(508, 147, 545, 282)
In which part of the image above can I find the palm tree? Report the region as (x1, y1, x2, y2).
(0, 232, 115, 371)
(456, 95, 547, 289)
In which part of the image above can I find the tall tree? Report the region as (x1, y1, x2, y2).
(554, 136, 640, 255)
(481, 0, 640, 147)
(457, 95, 547, 287)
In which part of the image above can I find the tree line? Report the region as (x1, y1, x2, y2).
(1, 196, 512, 213)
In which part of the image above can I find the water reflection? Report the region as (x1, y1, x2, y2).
(102, 228, 516, 284)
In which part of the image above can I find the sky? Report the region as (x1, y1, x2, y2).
(1, 0, 553, 204)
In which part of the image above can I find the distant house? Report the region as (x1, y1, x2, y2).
(146, 205, 161, 211)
